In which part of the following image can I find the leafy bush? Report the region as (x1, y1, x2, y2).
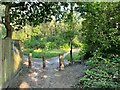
(23, 48, 34, 55)
(72, 36, 83, 48)
(60, 43, 70, 51)
(65, 51, 80, 61)
(45, 42, 57, 50)
(73, 56, 119, 89)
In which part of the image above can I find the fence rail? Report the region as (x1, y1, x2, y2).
(0, 38, 23, 88)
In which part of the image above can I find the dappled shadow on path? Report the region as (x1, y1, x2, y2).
(9, 54, 87, 88)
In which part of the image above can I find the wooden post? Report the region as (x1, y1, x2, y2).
(81, 55, 84, 64)
(70, 38, 73, 64)
(59, 54, 64, 71)
(28, 53, 32, 68)
(42, 55, 46, 69)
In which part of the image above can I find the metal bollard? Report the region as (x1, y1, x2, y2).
(42, 55, 46, 69)
(28, 53, 32, 68)
(59, 54, 64, 71)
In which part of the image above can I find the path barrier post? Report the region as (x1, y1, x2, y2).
(70, 38, 73, 64)
(59, 54, 64, 71)
(28, 53, 32, 68)
(42, 55, 46, 69)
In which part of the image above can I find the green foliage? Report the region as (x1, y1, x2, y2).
(0, 24, 6, 39)
(72, 36, 82, 47)
(12, 24, 32, 41)
(24, 49, 66, 59)
(2, 2, 64, 31)
(77, 2, 120, 57)
(74, 44, 119, 89)
(73, 56, 119, 89)
(72, 2, 120, 89)
(45, 42, 56, 50)
(78, 44, 88, 56)
(23, 48, 34, 55)
(22, 19, 81, 50)
(65, 51, 80, 61)
(60, 43, 70, 51)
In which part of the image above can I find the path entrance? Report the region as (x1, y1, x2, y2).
(9, 51, 86, 88)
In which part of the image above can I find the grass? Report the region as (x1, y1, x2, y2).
(64, 51, 80, 61)
(24, 48, 66, 59)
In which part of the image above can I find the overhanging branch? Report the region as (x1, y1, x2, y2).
(1, 2, 25, 8)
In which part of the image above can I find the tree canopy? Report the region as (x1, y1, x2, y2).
(1, 2, 71, 37)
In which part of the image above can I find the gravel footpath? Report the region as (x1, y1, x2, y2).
(9, 52, 86, 88)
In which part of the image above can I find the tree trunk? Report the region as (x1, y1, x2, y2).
(6, 29, 12, 38)
(4, 5, 13, 38)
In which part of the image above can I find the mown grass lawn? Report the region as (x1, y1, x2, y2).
(24, 48, 67, 59)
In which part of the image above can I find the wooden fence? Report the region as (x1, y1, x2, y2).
(0, 39, 2, 89)
(0, 38, 23, 89)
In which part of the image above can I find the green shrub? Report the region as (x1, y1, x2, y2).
(60, 43, 70, 51)
(72, 36, 83, 48)
(64, 51, 80, 61)
(73, 56, 119, 89)
(23, 48, 34, 55)
(45, 42, 57, 50)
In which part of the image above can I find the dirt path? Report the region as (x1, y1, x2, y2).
(9, 50, 86, 88)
